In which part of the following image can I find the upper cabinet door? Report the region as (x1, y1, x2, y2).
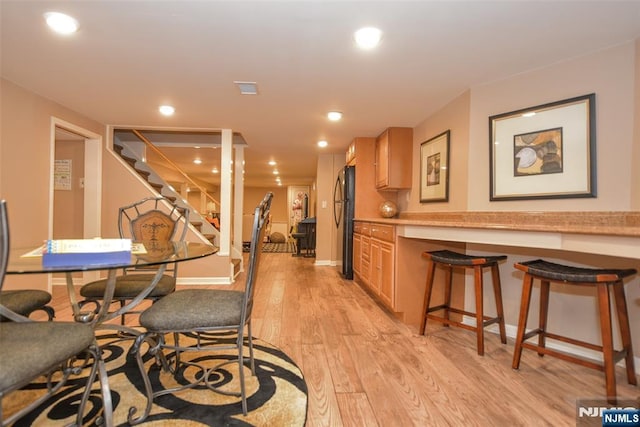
(375, 129, 390, 188)
(375, 127, 413, 190)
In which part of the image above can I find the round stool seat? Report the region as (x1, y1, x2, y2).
(426, 250, 507, 267)
(515, 259, 637, 283)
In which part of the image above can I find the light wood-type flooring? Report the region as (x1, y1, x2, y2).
(46, 252, 639, 426)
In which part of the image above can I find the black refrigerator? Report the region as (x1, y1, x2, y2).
(333, 165, 355, 279)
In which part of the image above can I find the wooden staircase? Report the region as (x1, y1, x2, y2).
(113, 140, 242, 278)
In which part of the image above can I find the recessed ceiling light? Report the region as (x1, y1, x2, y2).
(268, 160, 277, 166)
(193, 159, 202, 165)
(159, 105, 175, 116)
(234, 81, 258, 95)
(318, 140, 328, 148)
(354, 27, 382, 49)
(327, 111, 343, 121)
(211, 168, 219, 174)
(273, 170, 279, 175)
(44, 12, 79, 35)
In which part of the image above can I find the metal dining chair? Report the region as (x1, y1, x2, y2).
(127, 192, 273, 424)
(0, 199, 113, 426)
(0, 289, 55, 321)
(79, 196, 189, 324)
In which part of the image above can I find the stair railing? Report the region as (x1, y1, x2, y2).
(131, 129, 220, 211)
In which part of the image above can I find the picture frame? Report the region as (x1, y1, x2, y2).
(489, 93, 596, 201)
(420, 130, 450, 203)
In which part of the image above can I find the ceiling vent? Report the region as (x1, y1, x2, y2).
(234, 81, 258, 95)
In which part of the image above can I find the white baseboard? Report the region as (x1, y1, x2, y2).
(177, 277, 233, 286)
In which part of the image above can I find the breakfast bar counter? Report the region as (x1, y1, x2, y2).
(352, 211, 640, 332)
(356, 211, 640, 259)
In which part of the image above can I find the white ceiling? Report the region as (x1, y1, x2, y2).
(3, 1, 640, 187)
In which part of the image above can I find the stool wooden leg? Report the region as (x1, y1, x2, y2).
(474, 265, 485, 356)
(419, 261, 436, 335)
(613, 281, 637, 386)
(490, 264, 507, 344)
(443, 266, 453, 325)
(538, 280, 550, 357)
(597, 283, 617, 404)
(512, 273, 534, 370)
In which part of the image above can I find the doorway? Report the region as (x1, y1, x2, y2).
(50, 118, 102, 286)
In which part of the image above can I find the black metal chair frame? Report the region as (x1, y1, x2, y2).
(0, 200, 113, 426)
(79, 196, 189, 324)
(127, 192, 273, 424)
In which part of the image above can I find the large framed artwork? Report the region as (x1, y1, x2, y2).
(420, 130, 450, 203)
(489, 93, 596, 201)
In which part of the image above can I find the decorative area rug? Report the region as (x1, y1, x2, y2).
(5, 332, 308, 426)
(262, 242, 296, 253)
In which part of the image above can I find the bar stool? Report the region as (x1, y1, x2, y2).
(512, 259, 637, 404)
(420, 250, 507, 355)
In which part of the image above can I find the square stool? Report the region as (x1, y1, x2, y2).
(420, 250, 508, 355)
(512, 259, 637, 404)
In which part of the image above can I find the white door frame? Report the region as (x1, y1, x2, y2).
(49, 117, 103, 287)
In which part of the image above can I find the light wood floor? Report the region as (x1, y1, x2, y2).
(48, 252, 639, 426)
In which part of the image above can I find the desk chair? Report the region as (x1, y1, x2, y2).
(79, 196, 189, 324)
(127, 192, 273, 424)
(0, 200, 112, 426)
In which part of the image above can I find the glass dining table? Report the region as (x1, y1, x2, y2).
(6, 241, 218, 335)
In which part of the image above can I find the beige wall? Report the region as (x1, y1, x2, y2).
(243, 186, 288, 221)
(315, 154, 343, 264)
(393, 41, 640, 361)
(632, 38, 640, 210)
(1, 78, 239, 289)
(468, 41, 636, 211)
(1, 79, 105, 290)
(1, 79, 105, 247)
(405, 90, 471, 212)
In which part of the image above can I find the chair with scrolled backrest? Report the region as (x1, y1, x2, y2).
(127, 192, 273, 424)
(79, 196, 189, 324)
(0, 199, 112, 426)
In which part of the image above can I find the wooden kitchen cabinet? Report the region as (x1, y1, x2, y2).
(353, 232, 361, 276)
(374, 239, 394, 308)
(375, 127, 413, 190)
(353, 221, 396, 310)
(370, 223, 395, 307)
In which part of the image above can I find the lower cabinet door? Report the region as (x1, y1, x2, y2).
(377, 240, 395, 308)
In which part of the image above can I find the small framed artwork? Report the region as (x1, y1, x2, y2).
(489, 93, 596, 201)
(420, 130, 450, 203)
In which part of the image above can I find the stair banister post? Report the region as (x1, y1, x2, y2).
(234, 145, 245, 262)
(219, 129, 233, 256)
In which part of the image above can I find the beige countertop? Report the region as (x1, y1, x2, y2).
(355, 211, 640, 237)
